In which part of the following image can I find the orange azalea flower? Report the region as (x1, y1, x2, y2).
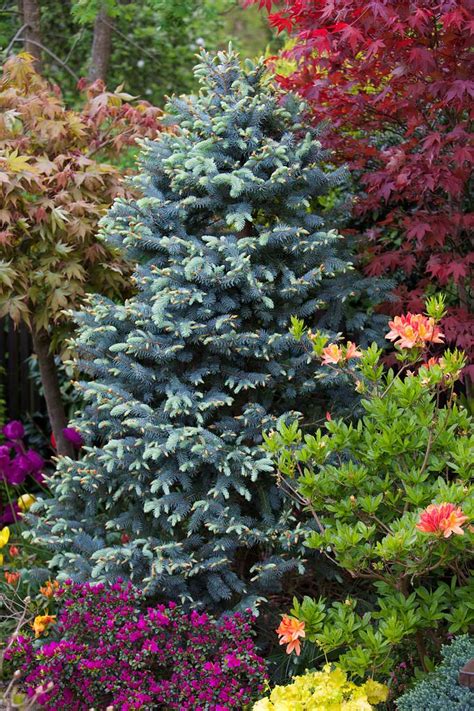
(40, 580, 60, 598)
(386, 313, 444, 349)
(32, 614, 56, 638)
(321, 344, 343, 365)
(345, 341, 362, 360)
(422, 357, 440, 369)
(4, 571, 20, 585)
(276, 615, 305, 656)
(416, 503, 469, 538)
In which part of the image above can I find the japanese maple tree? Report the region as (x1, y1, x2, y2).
(0, 53, 161, 455)
(248, 0, 474, 375)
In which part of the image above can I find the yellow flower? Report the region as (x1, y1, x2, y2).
(0, 526, 10, 548)
(362, 679, 389, 705)
(32, 614, 56, 638)
(0, 554, 3, 566)
(18, 494, 36, 512)
(253, 701, 273, 711)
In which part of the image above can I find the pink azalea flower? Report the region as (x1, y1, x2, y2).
(345, 341, 362, 359)
(386, 313, 444, 349)
(416, 502, 468, 538)
(321, 344, 343, 365)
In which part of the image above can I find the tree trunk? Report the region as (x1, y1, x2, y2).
(18, 0, 42, 71)
(31, 327, 75, 459)
(88, 3, 114, 83)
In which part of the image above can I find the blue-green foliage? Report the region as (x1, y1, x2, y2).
(397, 636, 474, 711)
(30, 50, 387, 609)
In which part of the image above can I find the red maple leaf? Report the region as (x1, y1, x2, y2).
(248, 0, 474, 360)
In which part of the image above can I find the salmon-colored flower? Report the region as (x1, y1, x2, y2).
(345, 341, 362, 360)
(40, 580, 60, 598)
(32, 614, 56, 638)
(276, 615, 305, 656)
(321, 344, 343, 365)
(4, 571, 20, 585)
(422, 357, 440, 369)
(416, 503, 469, 538)
(386, 313, 444, 349)
(9, 545, 19, 557)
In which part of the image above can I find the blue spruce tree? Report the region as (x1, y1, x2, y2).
(31, 50, 387, 608)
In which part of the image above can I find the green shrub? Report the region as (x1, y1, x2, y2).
(265, 297, 474, 677)
(397, 636, 474, 711)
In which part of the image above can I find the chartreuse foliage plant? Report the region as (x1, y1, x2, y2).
(253, 666, 388, 710)
(28, 49, 385, 608)
(265, 296, 473, 677)
(397, 635, 474, 711)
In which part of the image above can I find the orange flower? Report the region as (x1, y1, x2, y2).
(32, 614, 56, 638)
(386, 313, 444, 349)
(4, 571, 20, 585)
(422, 357, 440, 369)
(276, 615, 305, 656)
(345, 341, 362, 360)
(416, 503, 469, 538)
(321, 344, 343, 365)
(40, 580, 60, 598)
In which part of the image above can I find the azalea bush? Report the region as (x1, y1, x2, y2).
(265, 296, 473, 678)
(5, 580, 267, 709)
(253, 666, 388, 710)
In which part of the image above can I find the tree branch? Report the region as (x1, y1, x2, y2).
(3, 23, 26, 55)
(10, 38, 80, 80)
(102, 16, 160, 61)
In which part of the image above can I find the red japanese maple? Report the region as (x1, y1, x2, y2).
(248, 0, 474, 367)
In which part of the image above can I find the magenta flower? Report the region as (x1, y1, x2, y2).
(5, 581, 267, 709)
(225, 654, 241, 668)
(62, 428, 84, 448)
(0, 445, 10, 460)
(0, 502, 20, 524)
(25, 450, 44, 472)
(2, 420, 24, 440)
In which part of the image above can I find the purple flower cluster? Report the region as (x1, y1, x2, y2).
(6, 580, 268, 710)
(0, 421, 44, 524)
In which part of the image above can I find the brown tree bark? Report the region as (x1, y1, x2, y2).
(88, 3, 114, 83)
(17, 0, 42, 71)
(31, 327, 75, 459)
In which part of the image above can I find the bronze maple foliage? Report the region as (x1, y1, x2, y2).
(0, 53, 162, 454)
